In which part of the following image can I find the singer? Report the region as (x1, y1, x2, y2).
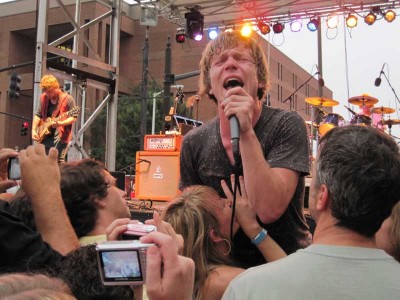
(179, 31, 310, 267)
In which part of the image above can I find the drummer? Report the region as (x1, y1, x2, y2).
(358, 103, 385, 130)
(352, 93, 384, 130)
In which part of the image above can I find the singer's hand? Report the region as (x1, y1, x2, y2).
(221, 87, 258, 134)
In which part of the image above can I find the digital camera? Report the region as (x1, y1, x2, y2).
(7, 157, 20, 180)
(96, 240, 153, 286)
(122, 223, 156, 240)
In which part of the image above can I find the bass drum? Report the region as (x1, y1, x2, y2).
(319, 113, 345, 137)
(350, 114, 371, 126)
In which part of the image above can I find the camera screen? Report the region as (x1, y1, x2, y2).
(98, 249, 143, 283)
(8, 158, 21, 180)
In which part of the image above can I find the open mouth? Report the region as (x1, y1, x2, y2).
(223, 78, 244, 89)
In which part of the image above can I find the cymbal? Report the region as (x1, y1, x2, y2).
(348, 95, 379, 106)
(380, 119, 400, 126)
(372, 106, 396, 114)
(305, 97, 339, 107)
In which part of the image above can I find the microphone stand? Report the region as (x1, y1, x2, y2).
(119, 163, 136, 200)
(381, 71, 400, 107)
(282, 72, 319, 104)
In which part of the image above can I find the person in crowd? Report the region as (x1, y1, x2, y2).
(0, 273, 75, 299)
(107, 177, 286, 300)
(179, 30, 310, 267)
(31, 75, 78, 163)
(60, 159, 131, 245)
(222, 125, 400, 300)
(48, 244, 134, 300)
(376, 201, 400, 262)
(0, 145, 79, 273)
(163, 179, 286, 300)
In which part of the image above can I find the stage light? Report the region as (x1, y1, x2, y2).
(290, 19, 302, 32)
(208, 26, 219, 40)
(364, 12, 376, 25)
(326, 13, 339, 29)
(240, 23, 253, 37)
(272, 22, 284, 34)
(185, 9, 204, 41)
(175, 28, 186, 43)
(346, 14, 358, 28)
(307, 18, 320, 32)
(257, 21, 270, 35)
(384, 10, 396, 22)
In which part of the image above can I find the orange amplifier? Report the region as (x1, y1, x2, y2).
(144, 134, 182, 152)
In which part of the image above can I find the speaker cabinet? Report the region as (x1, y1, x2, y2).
(135, 151, 180, 201)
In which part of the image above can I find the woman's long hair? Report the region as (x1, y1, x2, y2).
(162, 185, 234, 300)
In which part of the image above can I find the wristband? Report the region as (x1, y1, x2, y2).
(251, 228, 268, 246)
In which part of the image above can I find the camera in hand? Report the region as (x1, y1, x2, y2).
(8, 157, 20, 180)
(121, 223, 156, 240)
(96, 240, 153, 286)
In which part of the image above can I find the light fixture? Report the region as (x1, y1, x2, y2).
(240, 23, 253, 37)
(364, 11, 376, 25)
(290, 18, 302, 32)
(272, 22, 284, 34)
(307, 18, 320, 32)
(384, 10, 396, 22)
(207, 26, 219, 40)
(346, 14, 358, 28)
(257, 21, 270, 35)
(326, 13, 339, 29)
(175, 28, 186, 43)
(185, 8, 204, 41)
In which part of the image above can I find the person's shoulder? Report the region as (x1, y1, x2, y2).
(205, 266, 244, 299)
(183, 117, 217, 141)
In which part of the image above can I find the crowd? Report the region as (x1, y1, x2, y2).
(1, 30, 399, 300)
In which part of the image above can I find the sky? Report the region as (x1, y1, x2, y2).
(273, 16, 400, 143)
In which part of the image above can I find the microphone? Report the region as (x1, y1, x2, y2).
(315, 65, 325, 87)
(224, 79, 242, 164)
(374, 63, 386, 87)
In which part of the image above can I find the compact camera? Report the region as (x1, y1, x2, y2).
(7, 157, 20, 180)
(122, 223, 156, 240)
(96, 240, 153, 286)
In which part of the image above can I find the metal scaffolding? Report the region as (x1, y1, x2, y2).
(33, 0, 121, 170)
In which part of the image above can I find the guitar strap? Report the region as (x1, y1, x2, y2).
(52, 93, 68, 118)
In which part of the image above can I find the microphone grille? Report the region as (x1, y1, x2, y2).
(374, 77, 382, 87)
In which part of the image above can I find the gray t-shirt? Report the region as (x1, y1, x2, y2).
(223, 244, 400, 300)
(180, 104, 310, 267)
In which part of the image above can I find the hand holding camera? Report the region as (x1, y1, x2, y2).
(0, 148, 19, 193)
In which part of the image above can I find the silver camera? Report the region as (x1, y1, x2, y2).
(96, 240, 153, 286)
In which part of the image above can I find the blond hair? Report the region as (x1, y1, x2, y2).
(40, 75, 60, 91)
(0, 273, 75, 299)
(162, 185, 234, 300)
(199, 30, 269, 102)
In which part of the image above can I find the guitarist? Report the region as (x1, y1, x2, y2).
(32, 75, 78, 163)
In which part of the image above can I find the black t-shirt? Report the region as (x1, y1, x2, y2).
(0, 208, 63, 273)
(180, 104, 310, 267)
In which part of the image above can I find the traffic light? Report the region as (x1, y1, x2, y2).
(20, 122, 29, 136)
(9, 72, 22, 99)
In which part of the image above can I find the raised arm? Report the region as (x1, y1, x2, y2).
(19, 145, 79, 254)
(222, 175, 287, 262)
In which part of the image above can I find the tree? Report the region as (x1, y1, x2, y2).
(90, 83, 164, 171)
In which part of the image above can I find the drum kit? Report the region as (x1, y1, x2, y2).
(305, 95, 400, 141)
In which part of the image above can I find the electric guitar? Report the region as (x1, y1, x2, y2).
(35, 106, 80, 142)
